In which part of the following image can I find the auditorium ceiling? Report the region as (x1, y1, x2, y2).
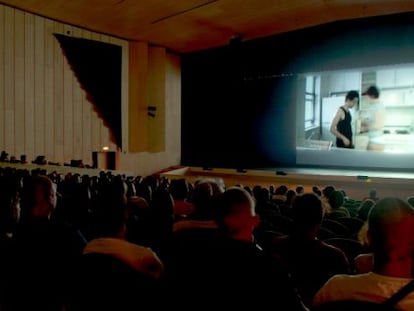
(1, 0, 414, 54)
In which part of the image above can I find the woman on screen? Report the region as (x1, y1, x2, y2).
(360, 86, 385, 151)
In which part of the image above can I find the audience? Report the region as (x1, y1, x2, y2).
(163, 186, 308, 310)
(3, 174, 86, 311)
(171, 178, 221, 232)
(68, 177, 164, 310)
(169, 178, 195, 218)
(312, 197, 414, 310)
(2, 162, 414, 310)
(269, 192, 351, 307)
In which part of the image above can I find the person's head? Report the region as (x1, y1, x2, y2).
(363, 85, 380, 100)
(291, 192, 324, 236)
(275, 185, 288, 195)
(358, 198, 376, 221)
(169, 178, 190, 200)
(295, 185, 305, 194)
(367, 197, 414, 271)
(328, 190, 344, 210)
(92, 181, 128, 239)
(369, 188, 378, 200)
(322, 185, 336, 199)
(27, 175, 57, 219)
(345, 90, 359, 108)
(215, 186, 258, 242)
(191, 179, 214, 219)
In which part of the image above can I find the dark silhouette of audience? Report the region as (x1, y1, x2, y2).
(2, 174, 86, 310)
(2, 163, 414, 310)
(163, 186, 308, 310)
(269, 192, 351, 307)
(68, 177, 164, 310)
(313, 197, 414, 310)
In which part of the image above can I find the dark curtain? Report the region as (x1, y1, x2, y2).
(54, 33, 122, 150)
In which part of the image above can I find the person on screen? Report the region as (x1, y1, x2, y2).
(330, 90, 359, 149)
(360, 85, 385, 151)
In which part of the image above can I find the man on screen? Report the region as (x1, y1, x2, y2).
(330, 90, 359, 148)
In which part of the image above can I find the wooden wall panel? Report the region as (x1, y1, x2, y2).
(53, 22, 64, 162)
(148, 46, 166, 152)
(71, 27, 83, 161)
(99, 34, 111, 151)
(33, 15, 45, 157)
(63, 25, 74, 163)
(89, 32, 102, 153)
(165, 53, 181, 154)
(4, 6, 15, 155)
(44, 18, 55, 161)
(24, 12, 35, 160)
(0, 4, 180, 175)
(14, 10, 25, 158)
(128, 41, 148, 152)
(119, 36, 129, 154)
(0, 4, 130, 165)
(0, 5, 4, 149)
(79, 29, 92, 163)
(108, 36, 122, 152)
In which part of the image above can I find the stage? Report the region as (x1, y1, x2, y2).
(161, 166, 414, 201)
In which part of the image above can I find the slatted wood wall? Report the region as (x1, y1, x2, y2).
(0, 4, 124, 166)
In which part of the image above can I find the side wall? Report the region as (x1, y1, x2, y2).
(0, 4, 181, 176)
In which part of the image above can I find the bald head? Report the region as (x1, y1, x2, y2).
(215, 187, 258, 241)
(368, 197, 414, 261)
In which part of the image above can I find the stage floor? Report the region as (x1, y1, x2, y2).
(262, 167, 414, 180)
(162, 166, 414, 201)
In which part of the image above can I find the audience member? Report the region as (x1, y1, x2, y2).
(3, 174, 86, 311)
(169, 178, 195, 218)
(68, 178, 164, 310)
(270, 192, 351, 307)
(313, 197, 414, 310)
(163, 186, 308, 310)
(326, 190, 350, 219)
(172, 178, 220, 232)
(357, 198, 376, 221)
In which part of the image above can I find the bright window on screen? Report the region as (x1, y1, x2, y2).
(305, 75, 321, 129)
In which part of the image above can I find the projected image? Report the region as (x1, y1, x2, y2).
(295, 64, 414, 169)
(297, 65, 414, 152)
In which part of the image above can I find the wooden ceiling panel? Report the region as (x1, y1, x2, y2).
(1, 0, 414, 53)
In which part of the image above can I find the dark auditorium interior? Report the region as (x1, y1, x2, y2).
(1, 1, 414, 310)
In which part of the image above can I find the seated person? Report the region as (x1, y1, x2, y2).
(68, 178, 164, 310)
(312, 197, 414, 311)
(269, 192, 351, 307)
(163, 187, 308, 311)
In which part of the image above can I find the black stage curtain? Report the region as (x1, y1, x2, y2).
(54, 33, 122, 150)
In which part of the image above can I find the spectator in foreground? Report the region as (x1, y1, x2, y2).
(313, 197, 414, 311)
(270, 192, 350, 307)
(163, 186, 308, 310)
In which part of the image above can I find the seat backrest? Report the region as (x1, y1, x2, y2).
(323, 237, 367, 271)
(321, 219, 351, 237)
(316, 226, 337, 240)
(336, 217, 364, 236)
(263, 214, 294, 234)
